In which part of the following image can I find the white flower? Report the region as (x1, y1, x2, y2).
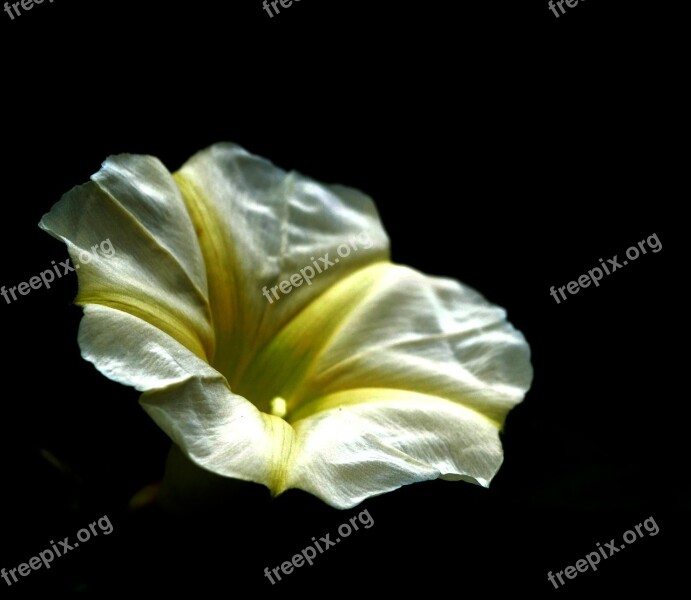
(40, 142, 532, 509)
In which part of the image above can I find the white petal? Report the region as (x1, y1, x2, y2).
(77, 304, 294, 490)
(271, 264, 532, 507)
(256, 264, 532, 427)
(290, 393, 504, 509)
(173, 142, 390, 384)
(39, 155, 213, 360)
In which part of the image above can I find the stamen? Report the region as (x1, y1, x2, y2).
(270, 396, 288, 418)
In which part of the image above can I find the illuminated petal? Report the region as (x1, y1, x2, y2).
(39, 154, 213, 360)
(256, 263, 531, 507)
(173, 142, 389, 392)
(283, 264, 530, 426)
(291, 393, 504, 509)
(77, 304, 294, 491)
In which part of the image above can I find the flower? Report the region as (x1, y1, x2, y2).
(39, 142, 532, 509)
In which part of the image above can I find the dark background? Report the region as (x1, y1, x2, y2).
(1, 0, 683, 596)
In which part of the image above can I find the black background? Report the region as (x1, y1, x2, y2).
(1, 0, 684, 596)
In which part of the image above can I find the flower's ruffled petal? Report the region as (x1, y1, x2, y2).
(77, 304, 295, 491)
(290, 393, 505, 509)
(39, 155, 214, 361)
(272, 264, 532, 507)
(173, 143, 390, 384)
(254, 263, 531, 426)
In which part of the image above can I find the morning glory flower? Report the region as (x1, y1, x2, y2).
(39, 143, 532, 509)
